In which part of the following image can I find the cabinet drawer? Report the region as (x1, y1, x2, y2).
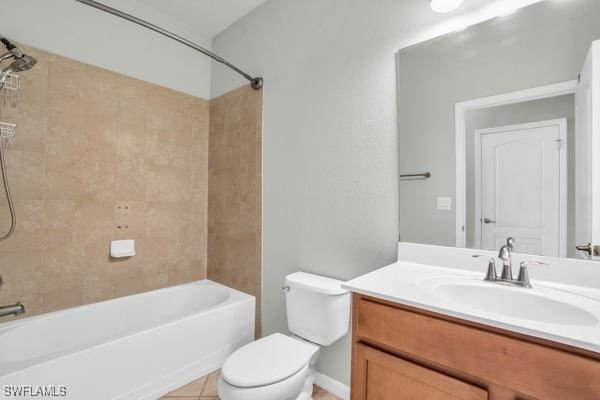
(355, 296, 600, 400)
(353, 343, 487, 400)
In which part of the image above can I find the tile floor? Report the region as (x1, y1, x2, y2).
(161, 370, 341, 399)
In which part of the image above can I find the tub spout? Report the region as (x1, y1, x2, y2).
(0, 302, 25, 318)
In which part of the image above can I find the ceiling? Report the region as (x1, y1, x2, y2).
(90, 0, 547, 44)
(125, 0, 269, 39)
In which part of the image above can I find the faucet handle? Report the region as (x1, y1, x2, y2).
(472, 255, 497, 280)
(517, 260, 547, 288)
(518, 260, 547, 270)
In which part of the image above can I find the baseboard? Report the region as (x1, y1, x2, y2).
(314, 371, 350, 400)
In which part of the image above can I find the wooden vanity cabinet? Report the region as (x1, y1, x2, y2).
(351, 294, 600, 400)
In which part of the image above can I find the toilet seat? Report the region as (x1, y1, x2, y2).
(222, 333, 319, 388)
(218, 363, 313, 400)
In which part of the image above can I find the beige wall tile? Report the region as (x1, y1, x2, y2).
(1, 44, 211, 319)
(144, 163, 191, 202)
(78, 200, 115, 246)
(45, 152, 84, 200)
(0, 249, 43, 301)
(0, 200, 43, 251)
(43, 200, 81, 247)
(115, 157, 146, 201)
(207, 85, 262, 334)
(114, 201, 146, 239)
(1, 98, 46, 153)
(84, 108, 117, 162)
(81, 157, 115, 201)
(5, 150, 44, 200)
(43, 245, 85, 277)
(46, 59, 86, 155)
(81, 276, 115, 304)
(143, 271, 169, 291)
(113, 276, 145, 298)
(43, 288, 82, 313)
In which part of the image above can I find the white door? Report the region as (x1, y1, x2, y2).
(575, 40, 600, 259)
(476, 119, 566, 256)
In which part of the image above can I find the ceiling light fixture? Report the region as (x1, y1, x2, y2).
(430, 0, 464, 13)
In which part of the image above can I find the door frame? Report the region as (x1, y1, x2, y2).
(588, 40, 600, 257)
(455, 80, 578, 248)
(473, 119, 568, 257)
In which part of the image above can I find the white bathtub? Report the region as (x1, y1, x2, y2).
(0, 280, 255, 400)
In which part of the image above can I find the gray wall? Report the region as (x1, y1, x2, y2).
(465, 95, 575, 255)
(209, 0, 525, 385)
(398, 0, 600, 247)
(0, 0, 213, 99)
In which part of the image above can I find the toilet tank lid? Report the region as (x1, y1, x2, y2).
(285, 272, 348, 295)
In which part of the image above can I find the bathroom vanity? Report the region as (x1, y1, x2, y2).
(343, 251, 600, 400)
(382, 1, 600, 396)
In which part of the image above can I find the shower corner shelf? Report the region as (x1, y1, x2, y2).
(0, 121, 16, 145)
(2, 73, 20, 108)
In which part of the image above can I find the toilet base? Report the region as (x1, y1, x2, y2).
(296, 368, 315, 400)
(218, 364, 317, 400)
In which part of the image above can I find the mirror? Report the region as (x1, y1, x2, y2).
(398, 0, 600, 260)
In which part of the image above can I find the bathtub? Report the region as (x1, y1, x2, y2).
(0, 280, 255, 400)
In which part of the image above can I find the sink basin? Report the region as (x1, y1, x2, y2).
(343, 261, 600, 353)
(423, 280, 598, 327)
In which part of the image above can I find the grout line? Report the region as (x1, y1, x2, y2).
(198, 372, 209, 397)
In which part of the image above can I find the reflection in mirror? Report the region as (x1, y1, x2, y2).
(397, 0, 600, 260)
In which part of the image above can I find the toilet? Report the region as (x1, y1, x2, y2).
(218, 272, 351, 400)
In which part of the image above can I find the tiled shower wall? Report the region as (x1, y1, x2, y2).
(208, 86, 262, 335)
(0, 44, 210, 316)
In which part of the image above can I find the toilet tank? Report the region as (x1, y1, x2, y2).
(284, 272, 350, 346)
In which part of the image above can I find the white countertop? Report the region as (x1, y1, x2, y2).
(342, 261, 600, 354)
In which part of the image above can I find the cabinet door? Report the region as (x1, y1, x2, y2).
(352, 344, 488, 400)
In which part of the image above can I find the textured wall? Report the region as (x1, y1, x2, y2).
(208, 85, 262, 335)
(209, 0, 545, 386)
(0, 44, 209, 318)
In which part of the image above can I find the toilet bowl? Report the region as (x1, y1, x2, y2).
(218, 333, 319, 400)
(218, 272, 350, 400)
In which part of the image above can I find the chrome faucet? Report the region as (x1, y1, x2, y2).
(0, 274, 26, 318)
(473, 238, 546, 288)
(498, 244, 513, 280)
(0, 302, 25, 318)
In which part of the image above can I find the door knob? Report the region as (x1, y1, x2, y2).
(483, 218, 496, 224)
(575, 243, 600, 256)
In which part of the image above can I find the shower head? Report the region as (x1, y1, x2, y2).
(2, 54, 37, 74)
(0, 36, 37, 73)
(0, 36, 37, 90)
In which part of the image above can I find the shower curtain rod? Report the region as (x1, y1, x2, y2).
(75, 0, 263, 90)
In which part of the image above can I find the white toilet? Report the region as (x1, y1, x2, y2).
(218, 272, 351, 400)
